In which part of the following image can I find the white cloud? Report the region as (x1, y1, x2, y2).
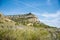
(42, 11, 60, 18)
(39, 10, 60, 28)
(13, 0, 41, 12)
(30, 10, 60, 28)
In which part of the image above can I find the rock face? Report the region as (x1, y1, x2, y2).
(5, 13, 40, 26)
(5, 13, 39, 23)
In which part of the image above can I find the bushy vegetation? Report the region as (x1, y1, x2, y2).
(57, 32, 60, 40)
(0, 22, 60, 40)
(0, 25, 52, 40)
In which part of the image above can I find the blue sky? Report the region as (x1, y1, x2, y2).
(0, 0, 60, 27)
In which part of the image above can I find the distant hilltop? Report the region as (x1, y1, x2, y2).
(5, 13, 40, 23)
(0, 13, 56, 28)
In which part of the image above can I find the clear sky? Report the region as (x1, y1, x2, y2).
(0, 0, 60, 28)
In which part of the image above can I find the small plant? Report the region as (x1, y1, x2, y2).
(0, 22, 4, 24)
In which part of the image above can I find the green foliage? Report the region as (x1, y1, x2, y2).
(57, 32, 60, 40)
(0, 22, 4, 24)
(15, 22, 20, 25)
(0, 25, 52, 40)
(0, 22, 59, 40)
(33, 22, 49, 28)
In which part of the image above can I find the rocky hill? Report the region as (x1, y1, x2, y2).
(5, 13, 37, 26)
(5, 13, 39, 23)
(0, 13, 60, 40)
(5, 13, 50, 28)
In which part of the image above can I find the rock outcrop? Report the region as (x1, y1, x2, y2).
(5, 13, 40, 26)
(5, 13, 39, 23)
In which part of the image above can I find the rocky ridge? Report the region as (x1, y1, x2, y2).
(0, 13, 60, 40)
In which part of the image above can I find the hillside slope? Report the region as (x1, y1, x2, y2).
(0, 13, 60, 40)
(5, 13, 52, 28)
(0, 14, 16, 27)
